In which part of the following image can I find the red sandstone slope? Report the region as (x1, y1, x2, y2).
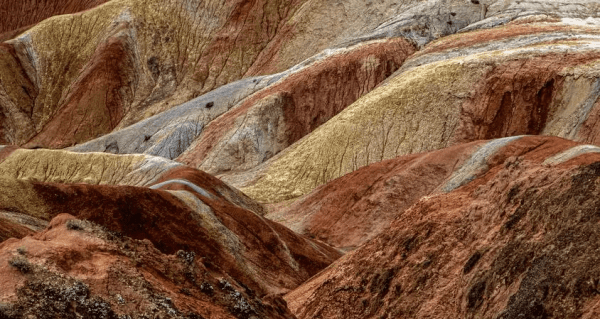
(0, 0, 426, 149)
(0, 149, 341, 317)
(266, 141, 483, 250)
(286, 135, 600, 318)
(0, 214, 293, 319)
(0, 168, 341, 293)
(177, 38, 415, 175)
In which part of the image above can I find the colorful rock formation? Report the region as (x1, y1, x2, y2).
(4, 0, 600, 318)
(0, 149, 340, 318)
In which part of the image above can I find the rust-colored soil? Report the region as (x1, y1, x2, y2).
(269, 141, 482, 250)
(25, 34, 137, 148)
(452, 52, 600, 143)
(286, 136, 600, 319)
(0, 0, 109, 36)
(0, 213, 293, 318)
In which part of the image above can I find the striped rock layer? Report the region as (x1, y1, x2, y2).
(4, 1, 600, 319)
(240, 19, 600, 203)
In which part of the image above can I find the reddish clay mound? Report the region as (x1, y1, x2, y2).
(152, 167, 342, 289)
(270, 136, 582, 250)
(18, 179, 340, 296)
(0, 217, 35, 242)
(269, 141, 482, 250)
(286, 136, 600, 318)
(153, 166, 268, 216)
(452, 51, 600, 143)
(0, 214, 294, 319)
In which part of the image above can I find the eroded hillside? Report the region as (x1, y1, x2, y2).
(3, 0, 600, 318)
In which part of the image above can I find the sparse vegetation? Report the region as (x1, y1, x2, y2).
(0, 271, 117, 319)
(218, 279, 256, 318)
(66, 219, 88, 231)
(176, 250, 196, 265)
(8, 256, 31, 273)
(16, 247, 26, 255)
(200, 282, 214, 296)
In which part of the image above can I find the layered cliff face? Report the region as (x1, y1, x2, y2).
(4, 0, 600, 318)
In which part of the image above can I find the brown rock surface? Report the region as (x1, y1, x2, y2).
(452, 52, 600, 143)
(0, 213, 293, 318)
(0, 166, 341, 295)
(266, 141, 482, 250)
(5, 1, 600, 318)
(24, 29, 138, 148)
(239, 22, 600, 203)
(286, 135, 600, 319)
(0, 148, 341, 317)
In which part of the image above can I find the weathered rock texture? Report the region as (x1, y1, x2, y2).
(266, 141, 483, 250)
(0, 0, 110, 41)
(286, 135, 600, 319)
(6, 0, 596, 154)
(5, 0, 600, 318)
(176, 38, 415, 175)
(0, 0, 481, 149)
(0, 214, 294, 319)
(0, 148, 341, 317)
(240, 20, 600, 203)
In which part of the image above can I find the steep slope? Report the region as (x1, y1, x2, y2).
(239, 19, 600, 203)
(266, 141, 484, 250)
(73, 1, 600, 183)
(286, 135, 600, 319)
(1, 0, 298, 147)
(0, 148, 341, 317)
(176, 38, 415, 175)
(0, 214, 295, 319)
(0, 0, 110, 41)
(0, 0, 483, 149)
(72, 37, 415, 163)
(4, 1, 600, 318)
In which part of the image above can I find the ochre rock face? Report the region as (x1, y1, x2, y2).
(0, 214, 293, 319)
(26, 32, 138, 148)
(240, 22, 600, 203)
(0, 0, 429, 149)
(266, 141, 484, 250)
(177, 38, 415, 175)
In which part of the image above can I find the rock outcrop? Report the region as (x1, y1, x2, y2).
(0, 149, 341, 318)
(286, 135, 600, 318)
(0, 214, 295, 319)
